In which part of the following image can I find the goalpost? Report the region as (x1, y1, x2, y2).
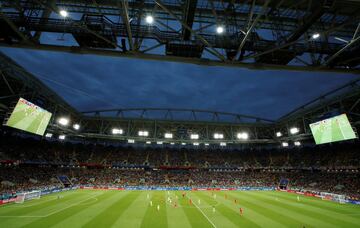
(15, 190, 41, 204)
(320, 192, 346, 204)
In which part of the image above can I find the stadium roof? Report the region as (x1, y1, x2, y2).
(1, 47, 359, 120)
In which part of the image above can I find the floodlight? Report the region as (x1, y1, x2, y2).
(157, 141, 163, 145)
(73, 124, 80, 130)
(294, 141, 301, 146)
(290, 127, 299, 135)
(204, 143, 210, 146)
(216, 26, 224, 34)
(128, 139, 135, 143)
(170, 142, 175, 145)
(146, 141, 152, 144)
(181, 142, 186, 145)
(276, 132, 282, 137)
(190, 134, 199, 140)
(145, 15, 154, 24)
(138, 130, 149, 137)
(193, 142, 199, 146)
(59, 135, 66, 140)
(45, 133, 53, 138)
(282, 142, 289, 147)
(164, 133, 173, 139)
(220, 142, 226, 146)
(214, 133, 224, 139)
(112, 128, 123, 135)
(237, 132, 249, 140)
(59, 10, 68, 17)
(58, 117, 69, 126)
(311, 33, 320, 40)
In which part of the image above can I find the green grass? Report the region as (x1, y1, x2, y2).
(0, 190, 359, 228)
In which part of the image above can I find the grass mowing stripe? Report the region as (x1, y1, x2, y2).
(214, 191, 287, 228)
(21, 191, 111, 228)
(176, 192, 213, 228)
(247, 191, 356, 227)
(186, 194, 217, 228)
(83, 191, 141, 227)
(238, 191, 320, 228)
(140, 191, 168, 228)
(196, 191, 260, 228)
(165, 191, 192, 228)
(51, 191, 121, 228)
(269, 191, 360, 213)
(112, 191, 149, 228)
(262, 192, 360, 225)
(0, 191, 85, 216)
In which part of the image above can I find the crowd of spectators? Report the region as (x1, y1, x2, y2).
(0, 133, 359, 199)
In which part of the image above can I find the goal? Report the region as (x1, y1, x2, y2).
(15, 190, 41, 204)
(320, 192, 346, 204)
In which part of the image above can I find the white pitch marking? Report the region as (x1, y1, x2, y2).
(186, 195, 217, 228)
(0, 192, 102, 218)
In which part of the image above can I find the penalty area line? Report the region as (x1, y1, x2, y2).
(186, 195, 217, 228)
(0, 192, 103, 218)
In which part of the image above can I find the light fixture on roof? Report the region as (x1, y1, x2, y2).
(170, 142, 175, 145)
(237, 132, 249, 140)
(216, 25, 224, 34)
(193, 142, 199, 146)
(290, 127, 299, 135)
(138, 130, 149, 137)
(157, 141, 163, 145)
(213, 133, 224, 139)
(112, 128, 123, 135)
(164, 133, 173, 139)
(311, 33, 320, 40)
(181, 142, 186, 145)
(294, 141, 301, 146)
(220, 142, 226, 147)
(73, 124, 80, 130)
(190, 134, 199, 140)
(128, 139, 135, 144)
(276, 132, 282, 137)
(58, 117, 69, 126)
(145, 15, 154, 24)
(146, 141, 152, 144)
(204, 143, 209, 146)
(59, 10, 68, 18)
(45, 133, 53, 138)
(282, 142, 289, 147)
(59, 135, 66, 140)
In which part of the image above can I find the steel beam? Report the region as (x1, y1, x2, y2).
(120, 0, 134, 51)
(1, 43, 359, 74)
(234, 0, 271, 60)
(154, 0, 225, 61)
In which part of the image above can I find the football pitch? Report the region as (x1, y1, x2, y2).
(0, 190, 359, 228)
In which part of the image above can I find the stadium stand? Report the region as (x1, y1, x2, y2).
(1, 131, 359, 200)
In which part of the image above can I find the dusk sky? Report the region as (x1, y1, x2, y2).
(1, 47, 359, 120)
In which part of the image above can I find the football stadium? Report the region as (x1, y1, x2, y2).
(0, 0, 360, 227)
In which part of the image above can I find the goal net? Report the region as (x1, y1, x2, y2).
(15, 190, 41, 204)
(320, 192, 346, 204)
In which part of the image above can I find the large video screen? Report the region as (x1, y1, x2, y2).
(309, 114, 357, 145)
(5, 98, 52, 136)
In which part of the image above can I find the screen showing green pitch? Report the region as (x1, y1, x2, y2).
(309, 114, 356, 145)
(5, 98, 52, 136)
